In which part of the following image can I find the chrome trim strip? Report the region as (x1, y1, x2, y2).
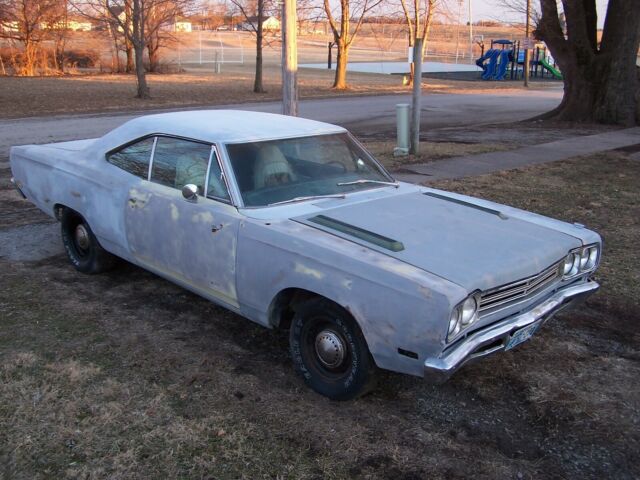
(206, 145, 234, 204)
(203, 145, 214, 198)
(424, 281, 599, 383)
(147, 136, 158, 182)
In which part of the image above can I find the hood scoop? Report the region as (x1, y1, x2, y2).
(308, 215, 405, 252)
(423, 192, 509, 220)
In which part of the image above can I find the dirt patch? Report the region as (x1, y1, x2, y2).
(0, 148, 638, 479)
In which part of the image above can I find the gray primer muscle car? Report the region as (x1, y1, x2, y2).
(9, 110, 601, 400)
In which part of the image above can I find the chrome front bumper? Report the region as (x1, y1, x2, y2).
(424, 280, 599, 383)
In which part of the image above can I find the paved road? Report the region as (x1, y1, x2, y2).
(0, 88, 562, 164)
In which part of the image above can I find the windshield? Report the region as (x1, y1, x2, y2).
(225, 133, 394, 207)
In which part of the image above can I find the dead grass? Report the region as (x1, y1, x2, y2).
(433, 150, 640, 317)
(365, 140, 513, 169)
(0, 149, 638, 479)
(0, 63, 543, 119)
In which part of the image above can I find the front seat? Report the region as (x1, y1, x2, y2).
(253, 144, 296, 189)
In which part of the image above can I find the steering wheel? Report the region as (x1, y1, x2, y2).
(326, 161, 347, 173)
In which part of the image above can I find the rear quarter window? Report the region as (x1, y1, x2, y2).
(107, 137, 154, 179)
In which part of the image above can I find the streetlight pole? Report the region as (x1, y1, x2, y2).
(281, 0, 298, 116)
(524, 0, 531, 87)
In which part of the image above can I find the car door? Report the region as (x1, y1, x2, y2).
(125, 136, 241, 308)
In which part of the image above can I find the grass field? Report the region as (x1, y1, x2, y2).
(0, 64, 539, 119)
(1, 146, 638, 479)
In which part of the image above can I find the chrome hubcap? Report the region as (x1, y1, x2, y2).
(314, 329, 346, 368)
(74, 224, 90, 251)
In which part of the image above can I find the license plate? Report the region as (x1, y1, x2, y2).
(505, 322, 541, 351)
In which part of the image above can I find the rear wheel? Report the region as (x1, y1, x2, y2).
(60, 208, 116, 274)
(289, 298, 377, 400)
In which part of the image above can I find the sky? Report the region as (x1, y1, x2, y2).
(471, 0, 610, 28)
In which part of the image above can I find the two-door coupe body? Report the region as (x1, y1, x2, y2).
(10, 110, 601, 399)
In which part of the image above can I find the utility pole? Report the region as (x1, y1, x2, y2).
(454, 0, 462, 63)
(524, 0, 531, 87)
(281, 0, 298, 116)
(468, 0, 473, 62)
(410, 38, 423, 155)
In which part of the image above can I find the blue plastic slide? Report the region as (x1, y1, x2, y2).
(494, 50, 511, 80)
(475, 49, 494, 72)
(481, 49, 501, 80)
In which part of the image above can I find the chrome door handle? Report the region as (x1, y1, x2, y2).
(211, 224, 224, 233)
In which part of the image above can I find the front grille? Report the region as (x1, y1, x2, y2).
(479, 261, 562, 314)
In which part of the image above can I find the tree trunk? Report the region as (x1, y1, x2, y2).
(333, 41, 348, 90)
(147, 34, 160, 73)
(125, 42, 134, 73)
(133, 41, 149, 98)
(131, 0, 149, 99)
(536, 0, 640, 126)
(253, 0, 265, 93)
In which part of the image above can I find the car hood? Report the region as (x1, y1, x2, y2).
(293, 190, 581, 292)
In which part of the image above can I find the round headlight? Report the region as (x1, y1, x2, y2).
(563, 254, 575, 275)
(460, 297, 477, 325)
(571, 254, 580, 275)
(586, 247, 598, 269)
(579, 248, 590, 269)
(448, 310, 460, 336)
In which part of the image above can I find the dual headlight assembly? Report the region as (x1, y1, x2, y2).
(447, 244, 600, 343)
(562, 244, 599, 279)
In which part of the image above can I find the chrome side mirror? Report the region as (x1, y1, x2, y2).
(182, 184, 198, 202)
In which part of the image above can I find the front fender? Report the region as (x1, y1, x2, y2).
(236, 220, 465, 377)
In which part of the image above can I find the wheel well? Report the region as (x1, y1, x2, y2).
(53, 203, 72, 221)
(268, 288, 349, 330)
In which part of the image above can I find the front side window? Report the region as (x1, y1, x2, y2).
(226, 133, 393, 207)
(151, 137, 211, 194)
(107, 137, 154, 178)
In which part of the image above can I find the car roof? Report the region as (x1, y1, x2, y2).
(108, 110, 347, 145)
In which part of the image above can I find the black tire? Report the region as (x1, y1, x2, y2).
(289, 297, 377, 400)
(60, 208, 116, 274)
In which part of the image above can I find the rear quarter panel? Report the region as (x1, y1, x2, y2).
(9, 144, 133, 259)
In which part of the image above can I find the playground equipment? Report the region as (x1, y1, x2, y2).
(476, 39, 513, 81)
(476, 39, 562, 81)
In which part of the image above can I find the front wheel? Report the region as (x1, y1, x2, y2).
(289, 298, 377, 400)
(60, 208, 116, 274)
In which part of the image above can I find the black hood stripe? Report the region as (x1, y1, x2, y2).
(308, 215, 405, 252)
(424, 192, 508, 220)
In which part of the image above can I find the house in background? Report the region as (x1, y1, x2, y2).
(65, 17, 93, 31)
(171, 19, 192, 32)
(238, 15, 279, 32)
(1, 21, 19, 33)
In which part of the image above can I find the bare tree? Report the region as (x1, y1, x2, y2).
(229, 0, 275, 93)
(399, 0, 436, 86)
(71, 0, 134, 72)
(323, 0, 382, 90)
(105, 0, 149, 98)
(75, 0, 194, 96)
(144, 0, 193, 72)
(0, 0, 66, 75)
